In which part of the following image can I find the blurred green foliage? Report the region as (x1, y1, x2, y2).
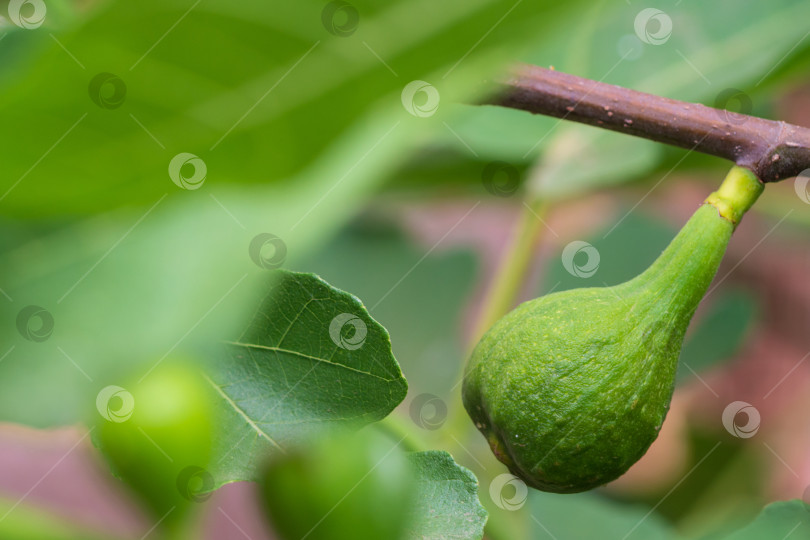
(0, 497, 116, 540)
(530, 490, 675, 539)
(2, 0, 809, 539)
(0, 0, 583, 427)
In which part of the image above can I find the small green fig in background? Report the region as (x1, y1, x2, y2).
(94, 360, 214, 533)
(463, 166, 763, 493)
(259, 428, 417, 540)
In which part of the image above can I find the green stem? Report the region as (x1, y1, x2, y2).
(377, 414, 427, 453)
(472, 200, 547, 343)
(459, 199, 549, 540)
(704, 166, 764, 226)
(158, 505, 204, 540)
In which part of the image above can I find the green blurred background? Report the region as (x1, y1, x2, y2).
(2, 0, 810, 538)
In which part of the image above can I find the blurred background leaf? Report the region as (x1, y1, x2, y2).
(529, 491, 676, 540)
(0, 0, 589, 215)
(539, 211, 675, 290)
(0, 0, 587, 427)
(0, 497, 118, 540)
(702, 500, 810, 540)
(677, 289, 757, 383)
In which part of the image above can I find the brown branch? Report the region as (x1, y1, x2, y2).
(486, 63, 810, 183)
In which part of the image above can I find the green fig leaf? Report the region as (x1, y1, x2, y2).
(205, 270, 407, 487)
(407, 451, 488, 540)
(529, 491, 675, 540)
(712, 500, 810, 540)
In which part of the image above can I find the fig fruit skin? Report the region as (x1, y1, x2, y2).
(259, 429, 417, 540)
(463, 167, 761, 493)
(95, 360, 214, 522)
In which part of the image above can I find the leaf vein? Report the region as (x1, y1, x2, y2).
(225, 340, 394, 382)
(203, 373, 285, 453)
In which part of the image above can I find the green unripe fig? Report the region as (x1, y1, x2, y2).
(94, 360, 214, 532)
(260, 429, 417, 540)
(463, 166, 763, 493)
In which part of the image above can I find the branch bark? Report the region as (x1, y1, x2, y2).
(486, 63, 810, 183)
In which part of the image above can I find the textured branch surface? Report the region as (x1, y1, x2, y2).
(488, 63, 810, 183)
